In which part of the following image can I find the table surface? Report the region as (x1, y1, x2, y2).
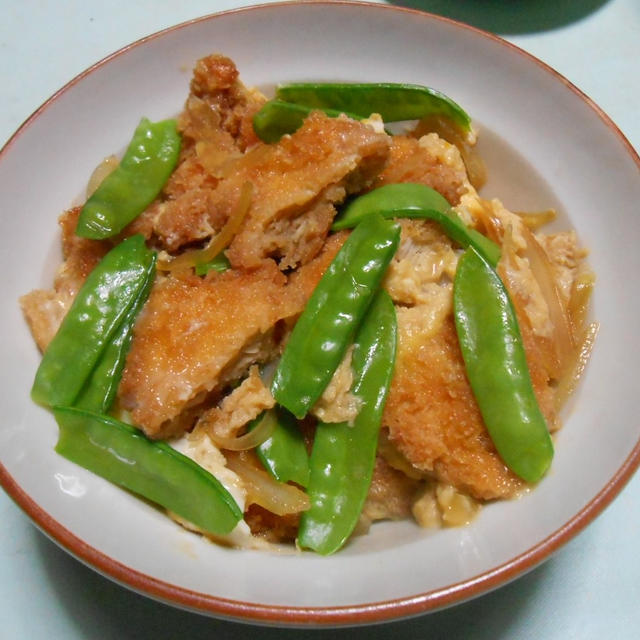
(1, 1, 638, 638)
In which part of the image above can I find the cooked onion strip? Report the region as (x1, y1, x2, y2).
(86, 155, 119, 198)
(554, 322, 599, 411)
(470, 198, 503, 245)
(519, 224, 577, 375)
(473, 200, 577, 379)
(226, 451, 310, 516)
(515, 209, 557, 230)
(158, 181, 253, 272)
(209, 411, 277, 452)
(568, 270, 596, 329)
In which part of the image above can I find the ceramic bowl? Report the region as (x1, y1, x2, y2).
(1, 0, 639, 627)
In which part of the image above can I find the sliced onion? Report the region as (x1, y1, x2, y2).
(472, 201, 577, 378)
(554, 322, 599, 411)
(86, 155, 119, 197)
(518, 224, 577, 375)
(515, 209, 557, 230)
(258, 359, 279, 387)
(226, 451, 310, 516)
(209, 410, 277, 451)
(463, 151, 487, 191)
(158, 180, 253, 272)
(463, 197, 592, 404)
(568, 270, 596, 329)
(469, 198, 504, 245)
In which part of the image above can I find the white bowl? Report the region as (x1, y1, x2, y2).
(1, 1, 638, 627)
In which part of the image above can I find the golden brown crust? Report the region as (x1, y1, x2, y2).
(118, 233, 346, 439)
(187, 53, 266, 151)
(119, 264, 288, 438)
(58, 206, 111, 279)
(376, 134, 469, 205)
(224, 112, 389, 270)
(149, 54, 267, 251)
(21, 207, 111, 351)
(383, 317, 526, 500)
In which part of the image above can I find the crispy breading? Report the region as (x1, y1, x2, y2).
(383, 297, 557, 501)
(284, 230, 347, 304)
(164, 147, 220, 199)
(188, 53, 266, 151)
(118, 263, 287, 439)
(375, 133, 470, 205)
(148, 54, 266, 251)
(191, 53, 239, 96)
(119, 235, 346, 440)
(153, 105, 388, 267)
(223, 112, 389, 270)
(57, 206, 111, 290)
(383, 316, 527, 500)
(20, 207, 110, 351)
(382, 219, 531, 500)
(152, 186, 221, 252)
(380, 208, 561, 500)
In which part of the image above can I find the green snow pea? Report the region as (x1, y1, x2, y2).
(271, 213, 400, 419)
(54, 406, 242, 536)
(453, 247, 554, 483)
(253, 100, 364, 143)
(333, 183, 501, 267)
(298, 290, 397, 555)
(75, 253, 156, 414)
(254, 408, 310, 487)
(276, 82, 471, 132)
(31, 234, 155, 408)
(76, 118, 181, 239)
(194, 252, 231, 276)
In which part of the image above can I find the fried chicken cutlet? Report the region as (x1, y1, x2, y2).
(118, 234, 345, 440)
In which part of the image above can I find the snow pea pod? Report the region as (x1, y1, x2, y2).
(75, 253, 156, 414)
(54, 406, 242, 536)
(276, 82, 472, 133)
(453, 247, 554, 483)
(254, 408, 310, 487)
(333, 183, 500, 267)
(76, 118, 181, 239)
(253, 100, 363, 143)
(31, 235, 155, 408)
(271, 213, 400, 419)
(298, 290, 397, 555)
(194, 252, 230, 276)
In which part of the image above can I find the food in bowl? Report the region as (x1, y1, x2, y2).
(20, 53, 596, 554)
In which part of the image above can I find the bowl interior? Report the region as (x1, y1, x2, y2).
(1, 1, 639, 625)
